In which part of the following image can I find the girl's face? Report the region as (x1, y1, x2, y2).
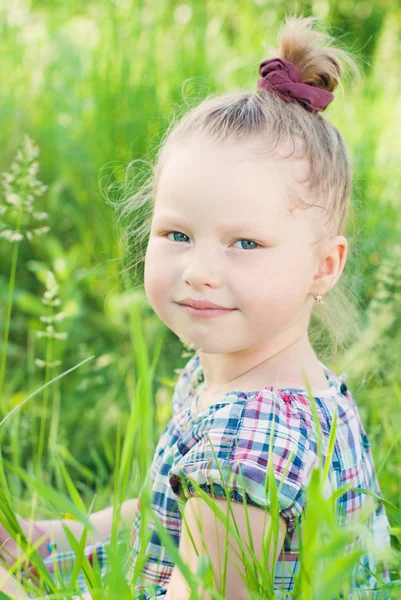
(144, 138, 325, 356)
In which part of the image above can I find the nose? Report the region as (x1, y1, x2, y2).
(181, 244, 223, 288)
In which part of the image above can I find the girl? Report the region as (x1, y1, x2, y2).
(0, 13, 393, 600)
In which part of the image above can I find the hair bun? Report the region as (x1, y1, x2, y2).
(269, 14, 360, 95)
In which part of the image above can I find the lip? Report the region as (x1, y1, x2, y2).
(177, 297, 232, 310)
(178, 304, 236, 319)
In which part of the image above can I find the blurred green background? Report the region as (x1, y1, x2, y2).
(0, 0, 401, 525)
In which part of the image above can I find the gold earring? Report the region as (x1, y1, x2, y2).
(313, 289, 324, 305)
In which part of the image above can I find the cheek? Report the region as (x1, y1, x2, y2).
(144, 241, 180, 314)
(243, 248, 313, 313)
(144, 243, 167, 306)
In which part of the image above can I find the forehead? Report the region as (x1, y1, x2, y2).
(154, 139, 295, 226)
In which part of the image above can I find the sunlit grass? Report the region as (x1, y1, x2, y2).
(1, 1, 401, 598)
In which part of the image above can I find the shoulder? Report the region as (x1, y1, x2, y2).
(230, 389, 312, 487)
(236, 387, 310, 441)
(168, 389, 313, 534)
(171, 387, 312, 465)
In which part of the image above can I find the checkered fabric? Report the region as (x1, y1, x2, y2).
(27, 352, 392, 599)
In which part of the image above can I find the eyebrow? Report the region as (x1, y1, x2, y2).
(153, 213, 281, 233)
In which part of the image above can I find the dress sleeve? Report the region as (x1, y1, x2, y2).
(168, 389, 311, 534)
(171, 352, 200, 416)
(25, 529, 129, 596)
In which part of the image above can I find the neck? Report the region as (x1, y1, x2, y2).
(197, 329, 321, 395)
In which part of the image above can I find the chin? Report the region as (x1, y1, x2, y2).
(178, 337, 237, 355)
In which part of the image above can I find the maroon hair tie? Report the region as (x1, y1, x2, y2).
(257, 57, 334, 113)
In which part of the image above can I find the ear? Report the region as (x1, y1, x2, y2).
(311, 235, 348, 296)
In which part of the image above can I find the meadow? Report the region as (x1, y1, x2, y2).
(1, 0, 401, 597)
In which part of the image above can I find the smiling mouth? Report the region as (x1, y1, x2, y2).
(180, 304, 233, 310)
(177, 303, 237, 318)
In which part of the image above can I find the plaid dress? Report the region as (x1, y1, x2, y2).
(31, 352, 392, 599)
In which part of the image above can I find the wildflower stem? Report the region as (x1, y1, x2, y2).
(35, 306, 54, 478)
(0, 176, 26, 406)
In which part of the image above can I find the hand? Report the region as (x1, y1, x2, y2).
(0, 563, 31, 599)
(0, 515, 50, 570)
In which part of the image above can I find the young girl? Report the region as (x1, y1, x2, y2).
(0, 14, 393, 600)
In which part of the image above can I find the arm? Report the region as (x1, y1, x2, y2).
(165, 497, 287, 600)
(19, 498, 140, 588)
(36, 498, 139, 552)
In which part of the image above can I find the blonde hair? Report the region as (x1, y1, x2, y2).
(106, 13, 365, 365)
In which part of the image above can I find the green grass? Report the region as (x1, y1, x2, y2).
(1, 0, 401, 598)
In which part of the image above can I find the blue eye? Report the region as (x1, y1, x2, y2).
(232, 239, 259, 250)
(165, 232, 260, 249)
(166, 231, 190, 243)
